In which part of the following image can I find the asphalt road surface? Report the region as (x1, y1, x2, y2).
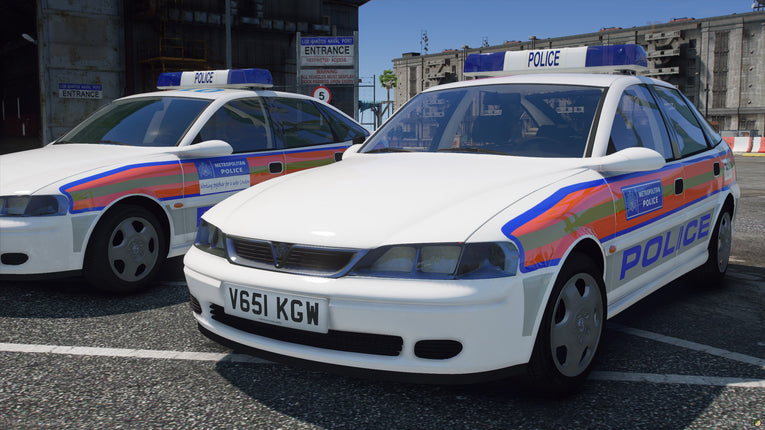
(1, 155, 763, 429)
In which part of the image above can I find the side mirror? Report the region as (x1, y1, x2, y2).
(175, 140, 233, 158)
(585, 147, 666, 173)
(339, 143, 363, 160)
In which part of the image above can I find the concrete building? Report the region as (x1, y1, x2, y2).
(1, 0, 367, 150)
(392, 11, 765, 137)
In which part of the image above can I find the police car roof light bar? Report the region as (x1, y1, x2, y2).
(463, 44, 648, 78)
(157, 68, 274, 90)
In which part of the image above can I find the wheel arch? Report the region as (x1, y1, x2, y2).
(83, 195, 172, 261)
(563, 237, 606, 280)
(557, 236, 608, 313)
(722, 192, 735, 218)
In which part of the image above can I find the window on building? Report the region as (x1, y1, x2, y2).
(712, 31, 729, 109)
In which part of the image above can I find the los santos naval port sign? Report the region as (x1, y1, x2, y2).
(300, 37, 354, 67)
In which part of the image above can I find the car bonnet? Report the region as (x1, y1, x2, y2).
(0, 144, 178, 195)
(206, 152, 586, 249)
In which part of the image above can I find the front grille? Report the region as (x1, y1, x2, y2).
(231, 239, 273, 264)
(282, 247, 356, 272)
(210, 304, 403, 357)
(228, 237, 359, 276)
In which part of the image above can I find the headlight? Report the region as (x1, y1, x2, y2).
(0, 195, 69, 217)
(350, 242, 519, 279)
(194, 219, 227, 258)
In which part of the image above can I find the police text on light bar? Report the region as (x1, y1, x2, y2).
(463, 44, 648, 77)
(157, 68, 273, 90)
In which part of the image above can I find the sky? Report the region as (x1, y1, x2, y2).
(357, 0, 756, 104)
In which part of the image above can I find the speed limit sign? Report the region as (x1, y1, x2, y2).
(312, 86, 331, 103)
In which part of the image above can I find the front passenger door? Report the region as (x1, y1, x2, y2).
(603, 85, 684, 302)
(182, 97, 285, 232)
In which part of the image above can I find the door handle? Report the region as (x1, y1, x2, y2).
(268, 162, 283, 174)
(674, 178, 684, 195)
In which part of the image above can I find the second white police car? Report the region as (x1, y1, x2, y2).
(184, 45, 739, 395)
(0, 69, 368, 293)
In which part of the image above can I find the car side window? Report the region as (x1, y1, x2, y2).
(652, 86, 710, 157)
(317, 103, 369, 142)
(268, 97, 335, 148)
(609, 85, 673, 159)
(197, 98, 273, 153)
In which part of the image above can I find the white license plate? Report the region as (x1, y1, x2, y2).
(223, 284, 329, 333)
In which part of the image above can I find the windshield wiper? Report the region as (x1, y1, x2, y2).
(436, 147, 508, 155)
(365, 147, 413, 153)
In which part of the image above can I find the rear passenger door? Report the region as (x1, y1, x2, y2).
(650, 85, 719, 269)
(266, 97, 368, 175)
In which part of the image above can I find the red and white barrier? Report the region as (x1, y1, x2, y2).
(751, 137, 765, 153)
(725, 136, 764, 153)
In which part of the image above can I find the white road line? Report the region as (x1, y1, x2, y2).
(590, 371, 765, 388)
(609, 323, 765, 369)
(2, 340, 764, 389)
(0, 342, 269, 364)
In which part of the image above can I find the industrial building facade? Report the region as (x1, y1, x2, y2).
(392, 11, 765, 137)
(1, 0, 366, 149)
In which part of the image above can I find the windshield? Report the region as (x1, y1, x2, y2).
(56, 97, 211, 147)
(363, 84, 604, 158)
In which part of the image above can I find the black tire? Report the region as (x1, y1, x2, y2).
(525, 253, 605, 397)
(696, 208, 733, 285)
(84, 204, 167, 294)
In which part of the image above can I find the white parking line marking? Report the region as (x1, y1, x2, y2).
(609, 323, 765, 369)
(2, 341, 764, 389)
(0, 342, 269, 364)
(590, 371, 765, 388)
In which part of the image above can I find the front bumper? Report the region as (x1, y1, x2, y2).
(184, 246, 553, 380)
(0, 216, 81, 275)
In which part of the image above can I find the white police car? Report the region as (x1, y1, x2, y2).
(0, 69, 368, 293)
(183, 46, 739, 395)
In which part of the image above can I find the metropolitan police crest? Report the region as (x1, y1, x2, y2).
(196, 161, 214, 180)
(624, 189, 639, 218)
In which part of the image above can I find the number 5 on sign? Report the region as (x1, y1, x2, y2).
(312, 86, 331, 103)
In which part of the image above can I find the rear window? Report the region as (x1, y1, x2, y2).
(652, 86, 710, 157)
(268, 98, 335, 149)
(317, 104, 370, 142)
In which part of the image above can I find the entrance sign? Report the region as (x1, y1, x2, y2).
(300, 37, 355, 67)
(58, 83, 103, 99)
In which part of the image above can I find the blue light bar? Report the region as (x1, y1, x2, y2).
(157, 68, 273, 89)
(464, 44, 648, 77)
